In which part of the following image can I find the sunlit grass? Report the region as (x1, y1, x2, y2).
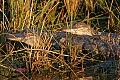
(0, 0, 119, 79)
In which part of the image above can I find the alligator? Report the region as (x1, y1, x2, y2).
(7, 28, 50, 48)
(6, 22, 120, 57)
(54, 22, 120, 56)
(62, 22, 120, 45)
(62, 22, 95, 36)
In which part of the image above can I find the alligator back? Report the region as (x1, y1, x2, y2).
(53, 32, 120, 57)
(96, 32, 120, 45)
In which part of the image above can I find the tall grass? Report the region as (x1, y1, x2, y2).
(0, 0, 119, 31)
(0, 0, 120, 79)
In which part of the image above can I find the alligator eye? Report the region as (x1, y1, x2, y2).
(23, 31, 28, 36)
(23, 31, 33, 36)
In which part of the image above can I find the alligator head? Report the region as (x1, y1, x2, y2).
(6, 22, 96, 47)
(63, 22, 95, 36)
(7, 28, 42, 47)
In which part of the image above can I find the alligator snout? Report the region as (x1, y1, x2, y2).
(62, 22, 95, 36)
(7, 32, 25, 41)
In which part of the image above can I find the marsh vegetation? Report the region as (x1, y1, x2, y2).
(0, 0, 120, 80)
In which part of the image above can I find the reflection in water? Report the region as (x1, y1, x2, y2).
(30, 58, 120, 80)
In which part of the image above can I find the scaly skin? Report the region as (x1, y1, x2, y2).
(96, 32, 120, 45)
(63, 22, 95, 36)
(54, 22, 120, 57)
(62, 22, 120, 46)
(52, 32, 120, 57)
(6, 23, 120, 57)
